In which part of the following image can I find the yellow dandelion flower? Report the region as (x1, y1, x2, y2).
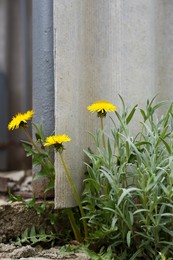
(87, 100, 116, 117)
(44, 134, 71, 147)
(8, 110, 35, 130)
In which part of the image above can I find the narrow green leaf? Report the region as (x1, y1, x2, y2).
(30, 225, 36, 237)
(133, 209, 149, 215)
(115, 111, 127, 132)
(44, 180, 54, 193)
(129, 248, 143, 260)
(125, 141, 130, 160)
(162, 226, 173, 237)
(126, 105, 138, 124)
(140, 109, 147, 121)
(118, 188, 139, 206)
(8, 192, 24, 202)
(114, 205, 131, 230)
(135, 141, 152, 147)
(107, 138, 112, 163)
(118, 94, 126, 111)
(153, 100, 170, 112)
(148, 95, 158, 106)
(15, 237, 22, 246)
(21, 228, 29, 239)
(163, 103, 173, 127)
(31, 236, 38, 244)
(127, 230, 132, 247)
(129, 211, 134, 226)
(159, 213, 173, 217)
(25, 197, 36, 208)
(159, 137, 171, 154)
(160, 183, 169, 195)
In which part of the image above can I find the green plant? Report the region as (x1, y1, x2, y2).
(59, 243, 115, 259)
(44, 134, 88, 242)
(8, 111, 86, 243)
(83, 96, 173, 258)
(15, 226, 57, 246)
(15, 223, 71, 247)
(9, 192, 72, 247)
(8, 97, 173, 258)
(22, 122, 55, 193)
(159, 252, 173, 260)
(8, 111, 55, 193)
(9, 193, 48, 216)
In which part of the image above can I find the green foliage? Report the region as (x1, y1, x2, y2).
(159, 252, 173, 260)
(8, 194, 50, 216)
(8, 193, 72, 247)
(16, 226, 58, 247)
(83, 96, 173, 258)
(8, 96, 173, 258)
(59, 244, 115, 259)
(22, 122, 55, 193)
(15, 210, 73, 247)
(8, 192, 24, 202)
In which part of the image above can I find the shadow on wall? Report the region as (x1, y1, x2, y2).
(0, 72, 8, 170)
(0, 0, 32, 171)
(0, 71, 31, 171)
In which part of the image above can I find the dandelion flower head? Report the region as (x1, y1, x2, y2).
(87, 100, 116, 117)
(8, 110, 35, 130)
(44, 134, 71, 147)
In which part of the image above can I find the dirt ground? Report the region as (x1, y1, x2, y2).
(0, 171, 91, 259)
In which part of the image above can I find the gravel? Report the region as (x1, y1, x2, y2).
(0, 243, 91, 260)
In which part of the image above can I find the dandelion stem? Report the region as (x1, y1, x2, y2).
(100, 117, 106, 149)
(65, 208, 82, 242)
(23, 127, 41, 154)
(59, 152, 88, 240)
(23, 127, 55, 181)
(100, 117, 109, 193)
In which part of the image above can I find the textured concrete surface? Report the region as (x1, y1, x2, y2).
(32, 0, 54, 136)
(54, 0, 173, 208)
(32, 0, 54, 198)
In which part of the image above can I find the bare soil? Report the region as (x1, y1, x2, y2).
(0, 171, 90, 259)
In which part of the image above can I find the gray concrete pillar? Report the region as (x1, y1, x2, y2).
(54, 0, 173, 208)
(32, 0, 54, 197)
(32, 0, 54, 135)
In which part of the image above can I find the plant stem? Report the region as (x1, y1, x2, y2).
(23, 127, 53, 164)
(23, 127, 55, 180)
(23, 127, 41, 154)
(65, 208, 82, 242)
(100, 117, 109, 193)
(59, 152, 88, 240)
(100, 117, 106, 149)
(143, 193, 149, 228)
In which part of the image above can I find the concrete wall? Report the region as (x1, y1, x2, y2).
(53, 0, 173, 207)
